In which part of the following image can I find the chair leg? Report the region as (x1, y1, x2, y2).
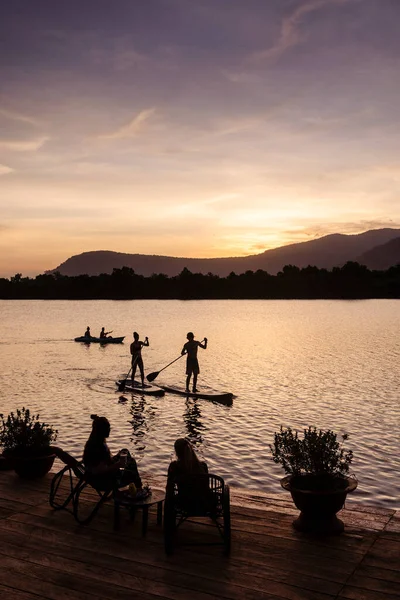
(223, 490, 231, 555)
(164, 505, 175, 555)
(114, 500, 120, 530)
(49, 466, 74, 510)
(73, 483, 111, 525)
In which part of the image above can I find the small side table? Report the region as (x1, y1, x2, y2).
(113, 488, 165, 535)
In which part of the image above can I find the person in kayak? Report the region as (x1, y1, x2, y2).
(83, 414, 142, 489)
(84, 326, 91, 338)
(100, 327, 112, 339)
(130, 331, 149, 387)
(181, 332, 207, 393)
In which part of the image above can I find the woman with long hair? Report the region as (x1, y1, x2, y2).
(167, 438, 207, 480)
(83, 414, 142, 489)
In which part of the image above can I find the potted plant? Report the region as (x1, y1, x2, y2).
(0, 407, 58, 478)
(270, 426, 357, 534)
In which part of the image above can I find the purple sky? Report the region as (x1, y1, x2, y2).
(1, 0, 400, 276)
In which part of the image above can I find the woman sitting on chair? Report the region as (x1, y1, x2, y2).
(83, 414, 142, 489)
(168, 438, 208, 480)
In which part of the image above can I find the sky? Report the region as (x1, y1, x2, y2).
(1, 0, 400, 277)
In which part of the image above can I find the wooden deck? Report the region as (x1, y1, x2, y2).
(0, 466, 399, 600)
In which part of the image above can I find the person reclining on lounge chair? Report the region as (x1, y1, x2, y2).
(83, 414, 142, 489)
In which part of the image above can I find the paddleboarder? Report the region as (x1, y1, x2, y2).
(84, 326, 91, 338)
(130, 332, 149, 387)
(181, 332, 207, 393)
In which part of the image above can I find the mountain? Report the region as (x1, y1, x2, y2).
(47, 228, 400, 277)
(356, 236, 400, 270)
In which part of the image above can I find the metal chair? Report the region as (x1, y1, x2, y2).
(164, 473, 231, 555)
(49, 447, 120, 525)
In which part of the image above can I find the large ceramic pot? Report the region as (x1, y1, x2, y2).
(12, 451, 56, 479)
(281, 474, 358, 534)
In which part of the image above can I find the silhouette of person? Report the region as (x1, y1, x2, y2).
(83, 414, 142, 489)
(181, 332, 207, 393)
(99, 327, 112, 339)
(167, 438, 207, 481)
(84, 326, 91, 338)
(130, 332, 149, 387)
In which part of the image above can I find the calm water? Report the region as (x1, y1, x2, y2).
(0, 299, 399, 509)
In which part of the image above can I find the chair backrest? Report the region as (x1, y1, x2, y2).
(168, 473, 225, 516)
(52, 446, 86, 479)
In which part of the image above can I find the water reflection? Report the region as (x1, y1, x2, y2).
(127, 393, 158, 460)
(183, 398, 207, 447)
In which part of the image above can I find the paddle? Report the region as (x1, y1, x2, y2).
(146, 355, 184, 382)
(118, 350, 143, 392)
(118, 366, 132, 392)
(146, 339, 206, 383)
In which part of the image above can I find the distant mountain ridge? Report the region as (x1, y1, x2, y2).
(47, 228, 400, 277)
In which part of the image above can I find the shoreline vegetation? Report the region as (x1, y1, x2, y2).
(1, 262, 399, 299)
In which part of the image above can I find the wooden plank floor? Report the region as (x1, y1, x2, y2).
(0, 466, 398, 600)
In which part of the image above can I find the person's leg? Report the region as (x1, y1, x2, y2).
(124, 456, 142, 489)
(193, 373, 198, 392)
(138, 358, 145, 386)
(186, 360, 192, 392)
(132, 360, 137, 382)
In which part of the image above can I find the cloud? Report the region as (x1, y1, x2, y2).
(292, 219, 400, 240)
(0, 164, 14, 175)
(0, 106, 41, 126)
(248, 0, 353, 64)
(96, 108, 156, 140)
(0, 136, 49, 152)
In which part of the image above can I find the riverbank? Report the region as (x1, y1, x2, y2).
(0, 466, 398, 599)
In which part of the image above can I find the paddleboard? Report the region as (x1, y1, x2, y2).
(157, 384, 233, 406)
(115, 379, 165, 397)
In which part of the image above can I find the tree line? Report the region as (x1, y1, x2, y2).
(1, 262, 399, 300)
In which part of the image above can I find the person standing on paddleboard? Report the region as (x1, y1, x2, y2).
(181, 332, 207, 393)
(130, 332, 149, 387)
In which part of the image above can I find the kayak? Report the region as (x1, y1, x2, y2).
(157, 385, 233, 406)
(115, 379, 165, 397)
(75, 336, 125, 344)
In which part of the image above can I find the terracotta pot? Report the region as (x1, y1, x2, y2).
(13, 452, 56, 479)
(281, 474, 358, 534)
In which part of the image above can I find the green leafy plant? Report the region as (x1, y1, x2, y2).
(270, 426, 353, 477)
(0, 407, 58, 458)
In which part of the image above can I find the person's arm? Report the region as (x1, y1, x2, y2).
(130, 342, 134, 356)
(198, 337, 207, 350)
(143, 337, 149, 347)
(181, 343, 187, 355)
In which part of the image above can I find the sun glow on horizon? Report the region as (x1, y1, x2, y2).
(1, 0, 400, 277)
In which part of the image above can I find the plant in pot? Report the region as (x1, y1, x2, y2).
(0, 407, 58, 478)
(270, 426, 357, 534)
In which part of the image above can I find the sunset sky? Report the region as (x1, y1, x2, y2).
(1, 0, 400, 277)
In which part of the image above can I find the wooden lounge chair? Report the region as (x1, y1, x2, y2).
(164, 473, 231, 555)
(49, 447, 124, 525)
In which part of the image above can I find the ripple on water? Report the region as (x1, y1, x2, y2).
(0, 299, 399, 509)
